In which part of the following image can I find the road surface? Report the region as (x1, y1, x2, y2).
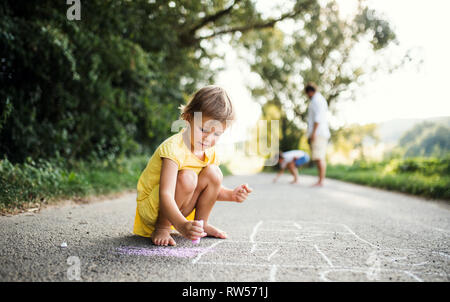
(1, 173, 449, 281)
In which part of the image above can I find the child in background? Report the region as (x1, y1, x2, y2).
(273, 150, 310, 184)
(133, 86, 253, 246)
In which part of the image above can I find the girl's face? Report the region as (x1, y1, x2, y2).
(187, 115, 227, 151)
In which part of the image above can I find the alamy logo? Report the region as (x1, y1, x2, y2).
(67, 0, 81, 21)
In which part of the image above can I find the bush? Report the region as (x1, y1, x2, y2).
(394, 157, 450, 175)
(0, 1, 207, 163)
(0, 155, 148, 213)
(301, 157, 450, 200)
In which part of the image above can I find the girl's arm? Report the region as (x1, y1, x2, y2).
(217, 184, 252, 202)
(160, 159, 205, 240)
(217, 186, 233, 201)
(159, 158, 188, 229)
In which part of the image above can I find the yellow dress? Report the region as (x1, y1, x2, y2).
(133, 128, 220, 237)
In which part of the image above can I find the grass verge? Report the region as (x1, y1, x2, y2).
(300, 162, 449, 200)
(0, 156, 145, 214)
(0, 155, 232, 214)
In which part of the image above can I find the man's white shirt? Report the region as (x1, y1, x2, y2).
(280, 150, 307, 169)
(307, 92, 330, 139)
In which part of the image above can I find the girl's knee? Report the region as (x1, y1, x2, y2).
(202, 165, 223, 186)
(177, 169, 198, 193)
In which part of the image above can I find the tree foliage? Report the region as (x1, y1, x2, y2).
(0, 0, 318, 162)
(239, 0, 397, 150)
(1, 0, 396, 162)
(398, 121, 450, 158)
(330, 123, 379, 161)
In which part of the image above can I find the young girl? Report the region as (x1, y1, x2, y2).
(133, 85, 252, 246)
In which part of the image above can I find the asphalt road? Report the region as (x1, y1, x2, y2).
(1, 173, 449, 281)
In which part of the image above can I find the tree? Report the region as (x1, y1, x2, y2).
(1, 0, 397, 163)
(330, 123, 379, 161)
(399, 122, 450, 158)
(0, 0, 319, 162)
(236, 0, 397, 150)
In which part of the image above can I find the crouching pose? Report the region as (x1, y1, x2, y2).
(273, 150, 310, 184)
(133, 86, 252, 246)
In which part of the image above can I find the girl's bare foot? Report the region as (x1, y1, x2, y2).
(290, 179, 298, 184)
(203, 223, 227, 239)
(151, 227, 176, 246)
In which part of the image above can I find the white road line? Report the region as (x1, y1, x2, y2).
(249, 221, 263, 253)
(196, 261, 317, 269)
(319, 270, 332, 282)
(319, 268, 371, 282)
(251, 229, 352, 234)
(297, 234, 327, 238)
(195, 261, 447, 277)
(412, 262, 428, 266)
(250, 221, 263, 243)
(417, 222, 450, 234)
(295, 238, 329, 242)
(404, 271, 424, 282)
(434, 251, 450, 259)
(226, 240, 309, 245)
(341, 224, 378, 248)
(269, 265, 278, 281)
(191, 241, 223, 264)
(267, 249, 279, 261)
(314, 245, 334, 267)
(293, 222, 302, 230)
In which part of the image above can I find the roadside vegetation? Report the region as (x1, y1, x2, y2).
(0, 155, 232, 214)
(0, 156, 147, 214)
(301, 156, 450, 200)
(0, 1, 412, 212)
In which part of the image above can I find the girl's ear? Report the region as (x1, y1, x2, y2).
(184, 113, 192, 124)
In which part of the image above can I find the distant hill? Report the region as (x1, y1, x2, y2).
(377, 116, 450, 144)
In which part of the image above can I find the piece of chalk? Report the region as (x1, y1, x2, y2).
(192, 220, 204, 244)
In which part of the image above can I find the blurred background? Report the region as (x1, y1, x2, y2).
(1, 0, 449, 212)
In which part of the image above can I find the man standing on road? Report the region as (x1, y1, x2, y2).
(305, 83, 330, 187)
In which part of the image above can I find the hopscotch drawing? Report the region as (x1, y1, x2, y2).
(191, 220, 449, 282)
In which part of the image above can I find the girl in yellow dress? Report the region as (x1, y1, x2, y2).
(133, 85, 252, 246)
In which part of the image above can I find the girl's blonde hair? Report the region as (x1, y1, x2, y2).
(180, 85, 235, 122)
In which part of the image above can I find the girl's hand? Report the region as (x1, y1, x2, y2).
(232, 183, 253, 203)
(178, 220, 207, 241)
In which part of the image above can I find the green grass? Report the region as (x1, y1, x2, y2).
(300, 159, 450, 200)
(0, 155, 232, 214)
(2, 154, 447, 214)
(0, 156, 149, 213)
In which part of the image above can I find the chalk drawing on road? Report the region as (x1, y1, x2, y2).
(403, 271, 424, 282)
(191, 220, 449, 282)
(191, 241, 224, 264)
(314, 245, 334, 267)
(267, 249, 279, 261)
(117, 246, 214, 259)
(250, 220, 263, 253)
(269, 265, 277, 282)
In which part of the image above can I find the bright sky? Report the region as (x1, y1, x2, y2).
(215, 0, 450, 141)
(337, 0, 450, 125)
